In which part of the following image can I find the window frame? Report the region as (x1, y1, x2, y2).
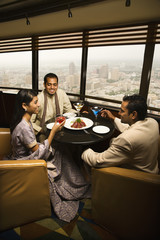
(0, 22, 160, 114)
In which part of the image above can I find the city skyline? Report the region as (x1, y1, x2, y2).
(0, 48, 159, 115)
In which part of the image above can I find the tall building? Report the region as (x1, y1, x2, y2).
(69, 62, 76, 75)
(110, 67, 119, 81)
(99, 64, 108, 79)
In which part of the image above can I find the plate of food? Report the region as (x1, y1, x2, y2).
(64, 117, 93, 130)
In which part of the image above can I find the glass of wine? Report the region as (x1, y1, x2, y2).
(73, 101, 84, 116)
(55, 114, 66, 124)
(91, 106, 102, 125)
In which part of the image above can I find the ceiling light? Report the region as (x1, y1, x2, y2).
(125, 0, 131, 7)
(68, 4, 72, 18)
(25, 15, 30, 25)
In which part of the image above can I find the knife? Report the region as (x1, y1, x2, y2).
(83, 129, 104, 139)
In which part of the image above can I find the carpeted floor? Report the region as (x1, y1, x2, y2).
(0, 199, 118, 240)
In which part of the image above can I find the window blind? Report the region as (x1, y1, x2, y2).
(0, 37, 32, 53)
(37, 32, 83, 50)
(155, 24, 160, 43)
(0, 22, 159, 53)
(85, 23, 159, 47)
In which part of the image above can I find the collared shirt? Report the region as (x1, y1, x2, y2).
(31, 88, 75, 134)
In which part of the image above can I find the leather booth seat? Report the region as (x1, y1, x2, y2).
(91, 137, 160, 240)
(0, 128, 51, 232)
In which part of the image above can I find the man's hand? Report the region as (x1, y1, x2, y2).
(101, 110, 115, 121)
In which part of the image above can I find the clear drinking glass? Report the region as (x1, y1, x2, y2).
(73, 101, 84, 116)
(91, 106, 102, 125)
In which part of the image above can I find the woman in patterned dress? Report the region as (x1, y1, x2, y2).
(8, 89, 91, 222)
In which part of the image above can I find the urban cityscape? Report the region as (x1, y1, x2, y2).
(0, 48, 160, 115)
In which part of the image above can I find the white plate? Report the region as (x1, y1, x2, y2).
(63, 112, 76, 118)
(46, 122, 57, 129)
(64, 117, 93, 130)
(92, 125, 110, 134)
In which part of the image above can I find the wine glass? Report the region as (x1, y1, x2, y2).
(73, 101, 84, 116)
(91, 106, 102, 125)
(55, 114, 66, 124)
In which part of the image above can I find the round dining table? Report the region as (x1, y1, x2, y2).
(52, 112, 115, 146)
(47, 112, 115, 175)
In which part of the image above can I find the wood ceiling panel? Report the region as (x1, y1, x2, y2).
(0, 0, 107, 22)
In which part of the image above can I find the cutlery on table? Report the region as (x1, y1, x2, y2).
(83, 129, 104, 138)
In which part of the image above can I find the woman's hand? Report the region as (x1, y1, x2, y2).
(101, 109, 115, 121)
(51, 120, 66, 133)
(48, 120, 66, 146)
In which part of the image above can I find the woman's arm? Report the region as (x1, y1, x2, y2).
(30, 120, 65, 153)
(30, 144, 39, 152)
(47, 120, 65, 146)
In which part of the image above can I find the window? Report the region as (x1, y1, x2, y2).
(0, 23, 160, 115)
(86, 45, 145, 106)
(39, 48, 82, 95)
(148, 44, 160, 115)
(0, 51, 32, 93)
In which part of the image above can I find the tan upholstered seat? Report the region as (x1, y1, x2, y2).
(0, 128, 11, 158)
(0, 128, 51, 232)
(91, 136, 160, 240)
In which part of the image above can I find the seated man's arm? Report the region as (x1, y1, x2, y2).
(31, 114, 42, 135)
(101, 110, 129, 133)
(81, 136, 131, 168)
(114, 117, 130, 132)
(62, 92, 76, 113)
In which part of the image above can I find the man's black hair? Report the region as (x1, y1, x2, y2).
(44, 73, 58, 84)
(123, 94, 147, 120)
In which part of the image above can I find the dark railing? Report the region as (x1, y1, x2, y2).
(0, 90, 160, 129)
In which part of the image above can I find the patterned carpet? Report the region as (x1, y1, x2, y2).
(0, 199, 118, 240)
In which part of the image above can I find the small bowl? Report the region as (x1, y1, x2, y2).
(63, 112, 76, 118)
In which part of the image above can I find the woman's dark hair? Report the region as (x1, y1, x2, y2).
(123, 94, 147, 120)
(10, 89, 37, 133)
(44, 73, 58, 84)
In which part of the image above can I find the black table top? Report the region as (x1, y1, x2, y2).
(52, 113, 115, 146)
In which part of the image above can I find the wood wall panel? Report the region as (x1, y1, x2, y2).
(0, 92, 16, 127)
